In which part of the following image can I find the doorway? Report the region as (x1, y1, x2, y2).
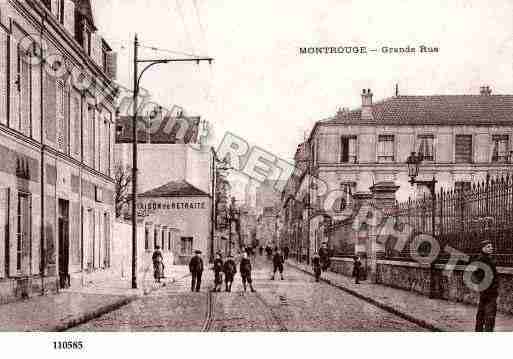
(58, 199, 70, 289)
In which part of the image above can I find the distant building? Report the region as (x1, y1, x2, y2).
(138, 180, 212, 264)
(115, 115, 215, 263)
(0, 0, 118, 302)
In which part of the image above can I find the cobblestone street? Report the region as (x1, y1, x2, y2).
(73, 256, 425, 331)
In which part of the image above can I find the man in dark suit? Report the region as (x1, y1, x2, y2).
(475, 239, 499, 332)
(189, 250, 204, 292)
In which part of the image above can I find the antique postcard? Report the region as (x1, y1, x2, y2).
(0, 0, 512, 357)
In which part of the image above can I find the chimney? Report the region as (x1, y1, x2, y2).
(480, 85, 492, 96)
(361, 88, 373, 120)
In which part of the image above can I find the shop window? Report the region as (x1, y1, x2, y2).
(377, 135, 394, 163)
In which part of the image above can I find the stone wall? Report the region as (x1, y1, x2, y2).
(375, 260, 513, 315)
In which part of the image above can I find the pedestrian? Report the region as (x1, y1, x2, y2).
(152, 245, 164, 283)
(189, 250, 204, 292)
(352, 255, 362, 284)
(283, 246, 289, 260)
(475, 239, 499, 332)
(239, 252, 256, 292)
(312, 252, 321, 282)
(223, 254, 237, 292)
(259, 246, 264, 256)
(319, 242, 330, 272)
(271, 248, 285, 280)
(212, 252, 224, 292)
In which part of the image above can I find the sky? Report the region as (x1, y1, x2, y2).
(93, 0, 513, 165)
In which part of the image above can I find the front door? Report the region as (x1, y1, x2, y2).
(58, 199, 69, 289)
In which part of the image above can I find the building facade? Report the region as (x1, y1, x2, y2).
(283, 86, 513, 262)
(0, 0, 118, 302)
(138, 181, 212, 265)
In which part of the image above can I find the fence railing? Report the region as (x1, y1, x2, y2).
(391, 173, 513, 266)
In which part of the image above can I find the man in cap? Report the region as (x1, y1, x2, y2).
(189, 250, 204, 292)
(475, 239, 499, 331)
(223, 253, 237, 292)
(240, 252, 255, 292)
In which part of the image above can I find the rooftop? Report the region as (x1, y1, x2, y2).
(139, 180, 210, 198)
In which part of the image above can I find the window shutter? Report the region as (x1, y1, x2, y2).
(90, 32, 102, 67)
(44, 72, 57, 143)
(9, 36, 18, 131)
(0, 188, 9, 278)
(20, 53, 30, 136)
(106, 51, 117, 80)
(0, 29, 7, 126)
(63, 0, 75, 35)
(51, 0, 59, 18)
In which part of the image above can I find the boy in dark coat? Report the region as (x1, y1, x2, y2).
(475, 239, 499, 332)
(212, 252, 224, 292)
(312, 252, 321, 282)
(272, 249, 285, 280)
(223, 254, 237, 292)
(319, 242, 330, 272)
(240, 252, 255, 292)
(352, 256, 362, 284)
(189, 250, 204, 292)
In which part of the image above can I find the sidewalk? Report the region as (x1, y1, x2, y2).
(287, 260, 513, 332)
(0, 265, 190, 332)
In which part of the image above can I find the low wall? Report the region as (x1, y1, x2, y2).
(330, 257, 355, 277)
(375, 260, 513, 315)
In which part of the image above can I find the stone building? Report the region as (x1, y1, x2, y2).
(137, 180, 212, 265)
(283, 86, 513, 261)
(0, 0, 117, 302)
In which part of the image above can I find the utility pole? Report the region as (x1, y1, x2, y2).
(130, 34, 213, 289)
(131, 34, 139, 289)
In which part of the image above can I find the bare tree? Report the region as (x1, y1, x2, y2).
(114, 164, 132, 218)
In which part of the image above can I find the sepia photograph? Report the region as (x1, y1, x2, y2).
(0, 0, 512, 356)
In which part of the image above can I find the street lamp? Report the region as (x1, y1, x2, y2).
(130, 34, 213, 289)
(406, 151, 437, 236)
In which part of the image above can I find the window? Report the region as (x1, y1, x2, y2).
(168, 232, 172, 251)
(377, 135, 395, 163)
(341, 136, 357, 163)
(417, 135, 434, 161)
(455, 135, 473, 163)
(161, 230, 165, 251)
(154, 228, 159, 249)
(16, 193, 30, 274)
(455, 181, 471, 193)
(180, 237, 193, 255)
(491, 135, 509, 163)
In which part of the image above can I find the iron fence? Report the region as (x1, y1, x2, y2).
(390, 174, 513, 266)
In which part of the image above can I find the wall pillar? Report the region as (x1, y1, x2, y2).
(368, 181, 399, 283)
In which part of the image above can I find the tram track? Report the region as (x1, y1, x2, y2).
(201, 287, 216, 331)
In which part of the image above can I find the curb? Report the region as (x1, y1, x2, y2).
(286, 261, 442, 332)
(55, 295, 138, 332)
(57, 277, 179, 332)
